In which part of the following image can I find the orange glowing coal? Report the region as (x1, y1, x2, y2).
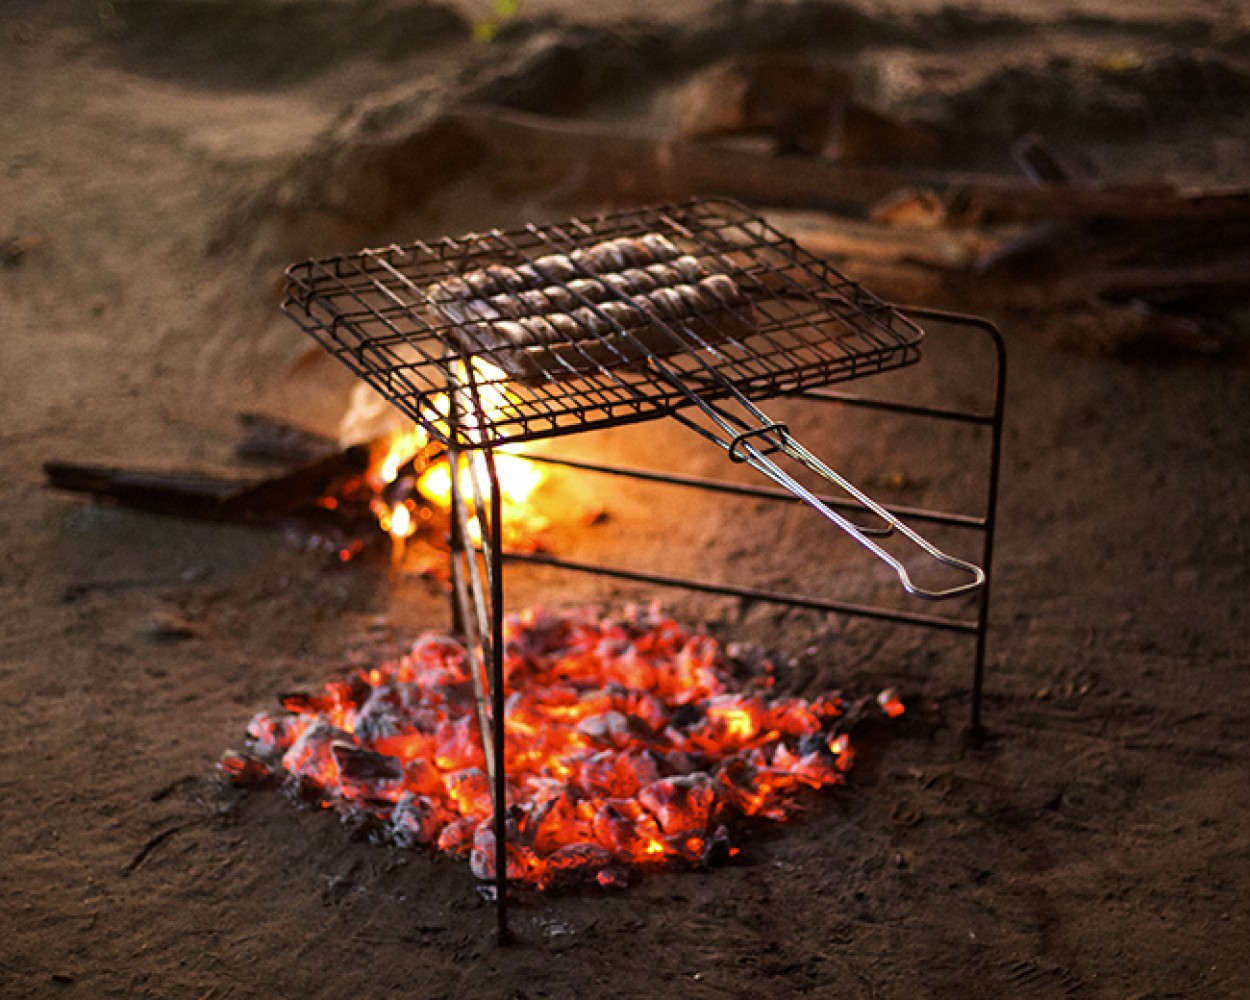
(224, 606, 883, 890)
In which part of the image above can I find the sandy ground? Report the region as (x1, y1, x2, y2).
(3, 2, 1249, 998)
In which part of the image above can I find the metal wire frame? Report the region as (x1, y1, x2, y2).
(454, 306, 1004, 944)
(283, 198, 983, 599)
(280, 197, 924, 452)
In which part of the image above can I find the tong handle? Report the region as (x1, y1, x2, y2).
(723, 424, 984, 601)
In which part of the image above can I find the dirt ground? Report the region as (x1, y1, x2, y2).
(3, 1, 1249, 998)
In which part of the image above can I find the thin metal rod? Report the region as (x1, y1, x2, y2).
(899, 306, 1006, 739)
(446, 417, 466, 638)
(483, 451, 511, 945)
(792, 388, 996, 426)
(501, 549, 979, 633)
(781, 433, 985, 598)
(515, 452, 988, 530)
(445, 370, 506, 820)
(458, 368, 513, 942)
(448, 443, 496, 799)
(450, 365, 512, 940)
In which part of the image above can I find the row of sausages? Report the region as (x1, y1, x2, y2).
(429, 233, 684, 303)
(428, 234, 749, 349)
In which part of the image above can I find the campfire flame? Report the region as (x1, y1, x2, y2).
(225, 606, 880, 890)
(339, 370, 548, 563)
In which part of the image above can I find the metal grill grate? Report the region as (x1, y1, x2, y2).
(282, 197, 923, 450)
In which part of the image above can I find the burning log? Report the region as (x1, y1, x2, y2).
(224, 444, 372, 520)
(41, 406, 548, 571)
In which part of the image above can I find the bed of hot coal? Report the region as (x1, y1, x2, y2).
(222, 605, 898, 891)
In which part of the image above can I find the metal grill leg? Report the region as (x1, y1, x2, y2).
(479, 450, 512, 943)
(448, 443, 467, 640)
(447, 441, 512, 942)
(898, 308, 1006, 742)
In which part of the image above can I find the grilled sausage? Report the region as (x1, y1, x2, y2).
(427, 232, 753, 381)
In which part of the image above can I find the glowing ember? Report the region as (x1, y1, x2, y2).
(877, 687, 906, 719)
(224, 606, 867, 890)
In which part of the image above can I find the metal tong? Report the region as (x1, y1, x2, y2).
(665, 373, 985, 602)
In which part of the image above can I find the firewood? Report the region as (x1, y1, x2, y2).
(222, 444, 370, 518)
(42, 463, 259, 519)
(43, 444, 370, 523)
(234, 412, 338, 465)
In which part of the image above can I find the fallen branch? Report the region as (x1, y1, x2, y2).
(234, 412, 339, 465)
(443, 104, 1250, 223)
(44, 436, 370, 523)
(42, 463, 258, 520)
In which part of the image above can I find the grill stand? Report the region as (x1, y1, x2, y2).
(448, 305, 1004, 944)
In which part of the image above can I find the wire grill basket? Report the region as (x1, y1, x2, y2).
(282, 197, 923, 451)
(283, 196, 980, 603)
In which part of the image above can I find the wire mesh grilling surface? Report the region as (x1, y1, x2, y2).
(282, 197, 924, 450)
